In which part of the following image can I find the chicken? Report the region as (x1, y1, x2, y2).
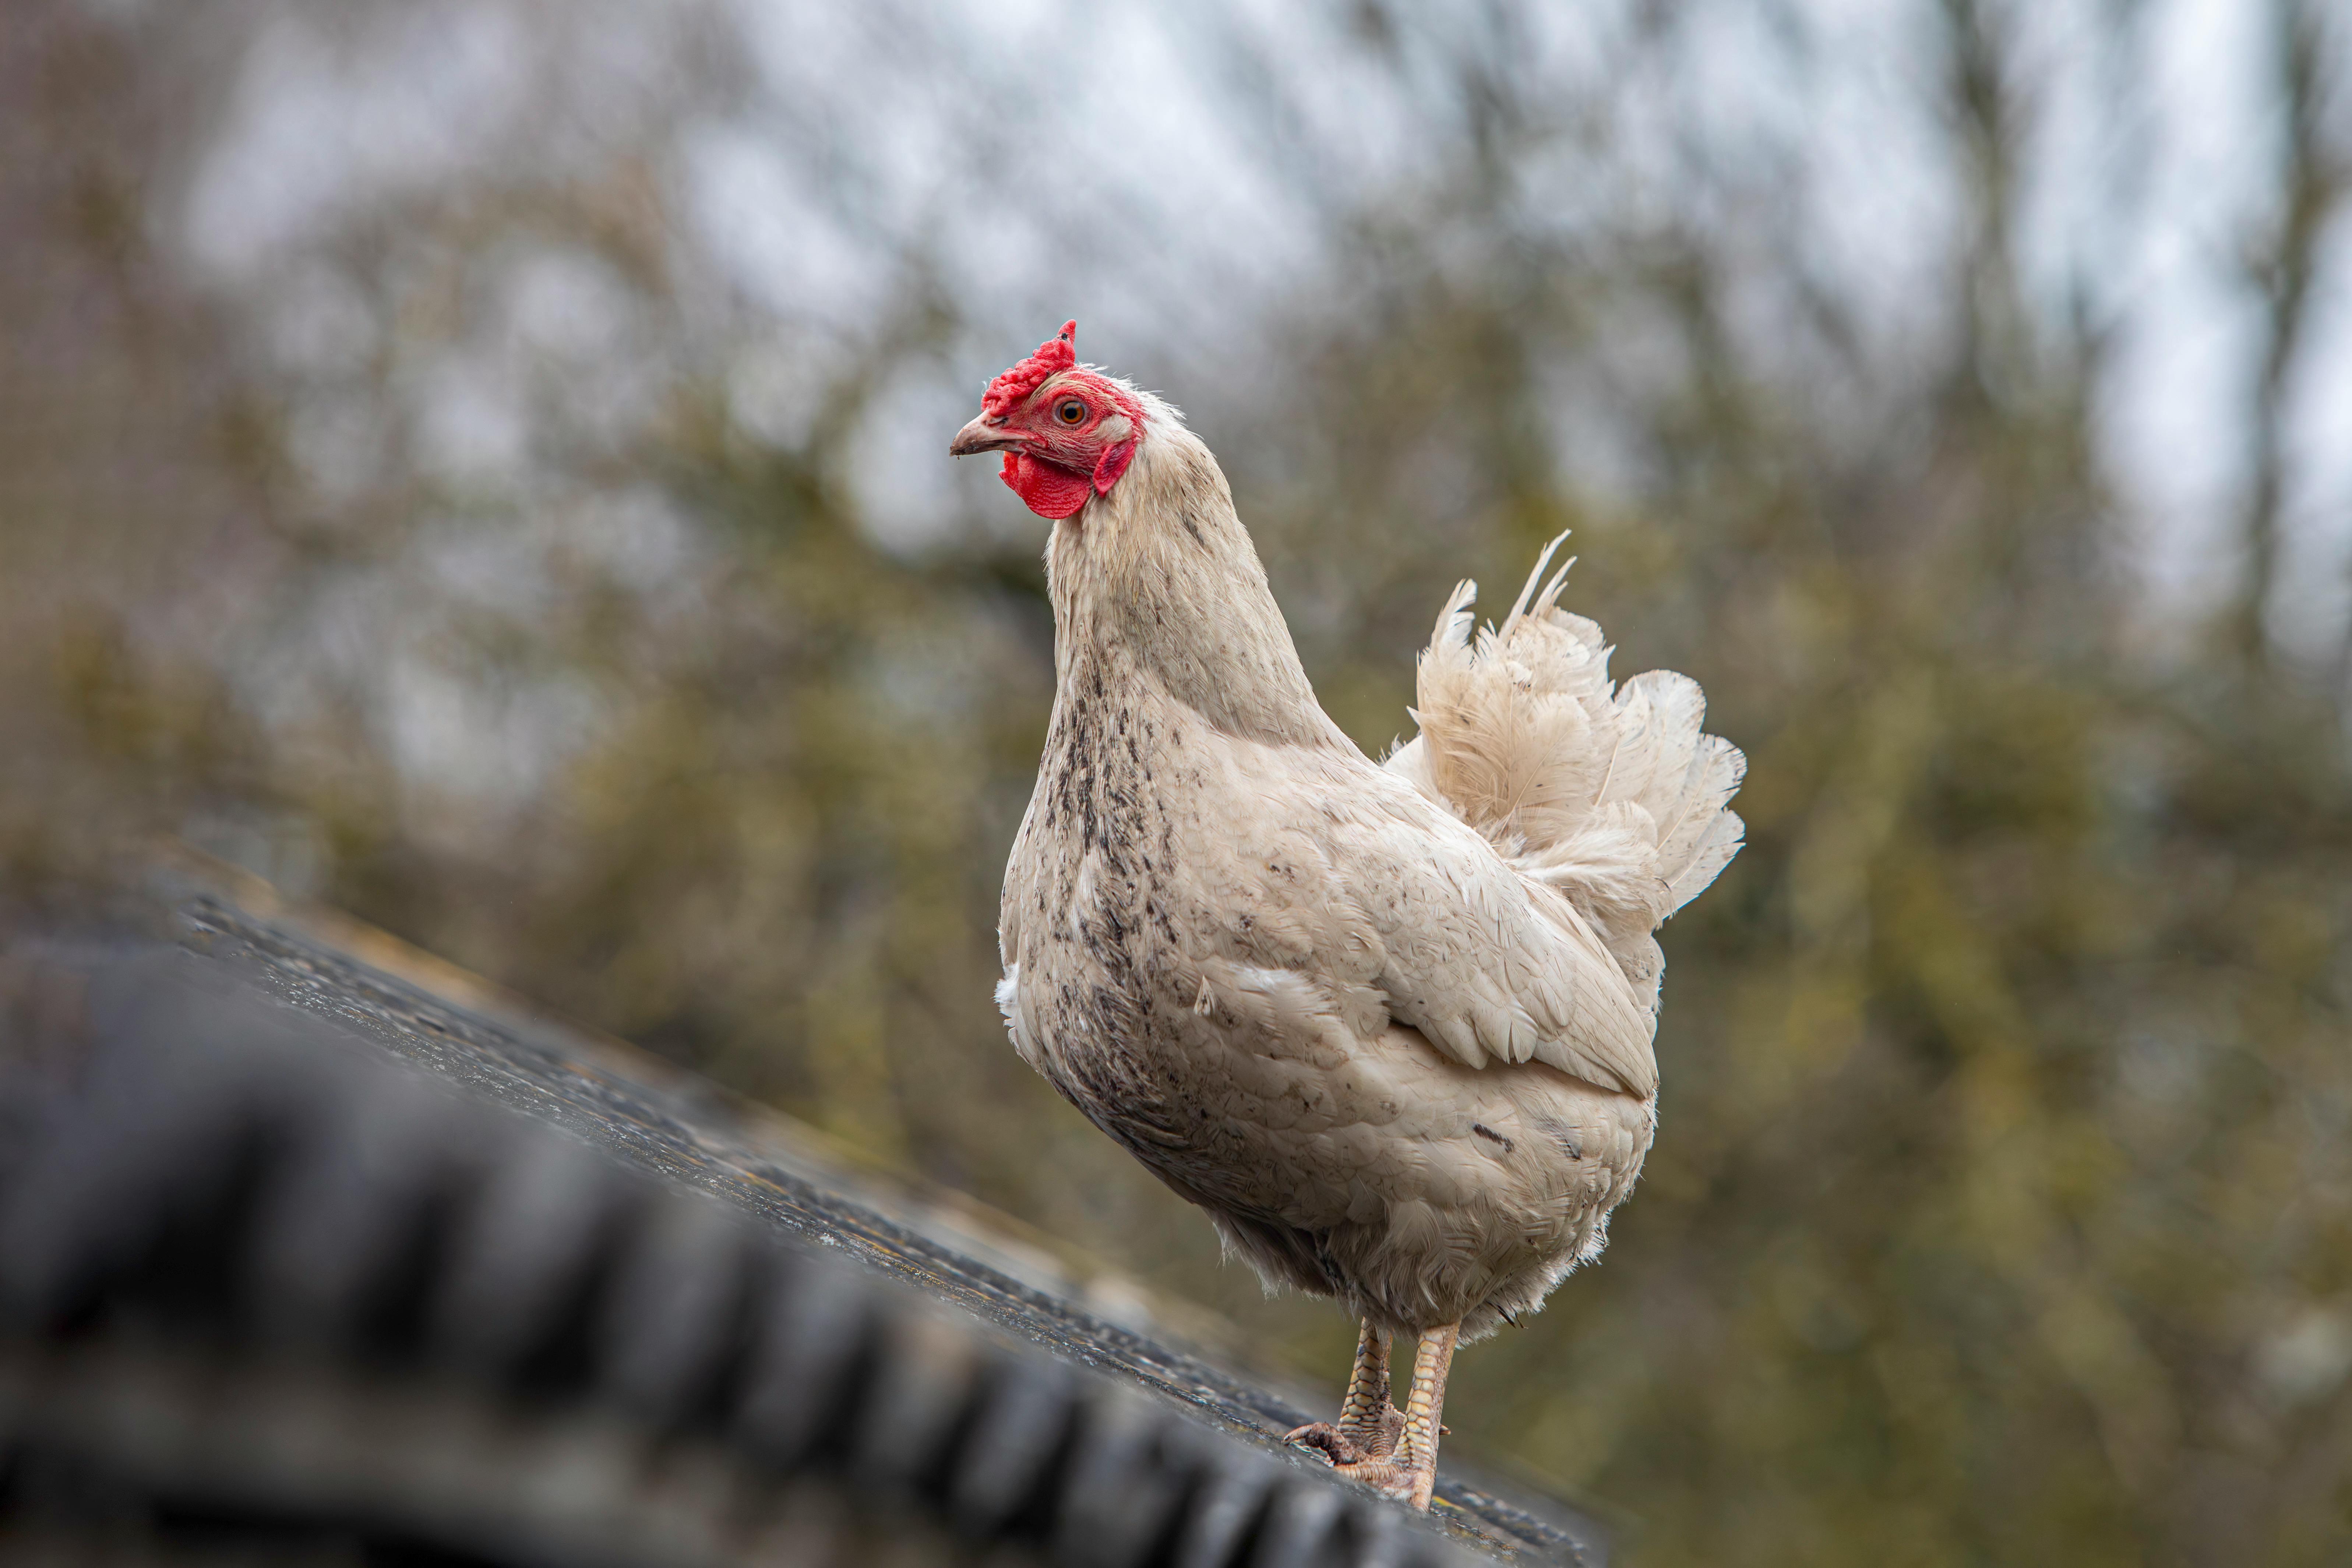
(951, 323, 1745, 1510)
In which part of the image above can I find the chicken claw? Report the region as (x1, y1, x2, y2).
(1286, 1318, 1404, 1454)
(1284, 1420, 1386, 1467)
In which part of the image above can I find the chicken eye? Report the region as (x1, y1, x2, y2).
(1055, 398, 1086, 425)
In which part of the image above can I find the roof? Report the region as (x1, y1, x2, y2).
(0, 872, 1613, 1567)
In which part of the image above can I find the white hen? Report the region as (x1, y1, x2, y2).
(952, 324, 1745, 1509)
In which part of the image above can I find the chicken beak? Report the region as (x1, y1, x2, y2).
(949, 413, 1024, 457)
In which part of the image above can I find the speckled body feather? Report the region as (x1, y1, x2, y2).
(996, 391, 1743, 1343)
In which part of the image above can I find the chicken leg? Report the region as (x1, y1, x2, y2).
(1285, 1320, 1407, 1464)
(1286, 1321, 1460, 1511)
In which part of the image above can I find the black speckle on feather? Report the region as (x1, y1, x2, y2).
(1533, 1116, 1584, 1161)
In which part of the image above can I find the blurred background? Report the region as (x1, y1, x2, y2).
(4, 0, 2349, 1562)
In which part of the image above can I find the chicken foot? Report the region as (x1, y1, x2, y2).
(1285, 1320, 1406, 1463)
(1286, 1321, 1460, 1511)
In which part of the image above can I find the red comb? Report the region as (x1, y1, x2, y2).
(982, 321, 1078, 418)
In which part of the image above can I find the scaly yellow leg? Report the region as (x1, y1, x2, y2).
(1286, 1318, 1404, 1462)
(1395, 1322, 1459, 1510)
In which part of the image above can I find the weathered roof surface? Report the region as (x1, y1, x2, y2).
(0, 876, 1614, 1567)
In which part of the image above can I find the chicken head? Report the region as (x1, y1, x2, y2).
(948, 320, 1145, 519)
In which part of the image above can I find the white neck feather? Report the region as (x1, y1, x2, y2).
(1044, 417, 1351, 753)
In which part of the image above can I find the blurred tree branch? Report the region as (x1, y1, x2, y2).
(2238, 0, 2345, 674)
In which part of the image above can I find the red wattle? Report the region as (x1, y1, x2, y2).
(1001, 451, 1094, 520)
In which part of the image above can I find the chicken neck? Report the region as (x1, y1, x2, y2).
(1044, 428, 1354, 755)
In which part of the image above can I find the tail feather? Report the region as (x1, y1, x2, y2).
(1655, 733, 1746, 913)
(1384, 533, 1745, 978)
